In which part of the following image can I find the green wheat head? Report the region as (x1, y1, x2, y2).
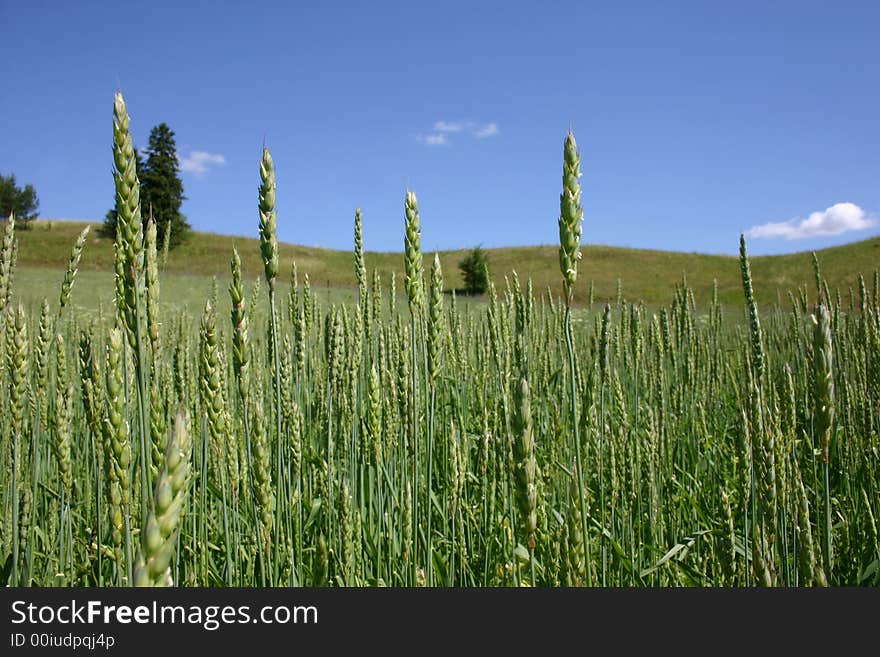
(134, 409, 192, 586)
(112, 91, 145, 347)
(258, 146, 279, 292)
(558, 130, 583, 300)
(59, 225, 90, 312)
(404, 190, 424, 311)
(0, 213, 16, 314)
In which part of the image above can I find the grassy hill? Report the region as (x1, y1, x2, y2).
(11, 219, 880, 311)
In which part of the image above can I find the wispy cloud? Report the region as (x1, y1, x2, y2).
(178, 150, 226, 176)
(746, 202, 877, 240)
(416, 120, 499, 146)
(434, 121, 464, 133)
(473, 122, 499, 139)
(417, 133, 449, 146)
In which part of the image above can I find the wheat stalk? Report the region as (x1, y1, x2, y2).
(557, 130, 591, 585)
(7, 303, 28, 584)
(513, 376, 537, 583)
(53, 335, 73, 496)
(103, 324, 132, 581)
(812, 302, 835, 576)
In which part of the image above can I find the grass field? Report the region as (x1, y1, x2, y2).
(12, 267, 360, 325)
(15, 218, 880, 310)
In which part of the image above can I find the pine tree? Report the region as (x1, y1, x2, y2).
(141, 123, 189, 248)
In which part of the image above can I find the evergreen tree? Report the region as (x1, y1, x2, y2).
(140, 123, 189, 247)
(459, 246, 491, 295)
(102, 123, 190, 248)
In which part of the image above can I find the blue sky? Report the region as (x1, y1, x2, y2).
(2, 0, 878, 255)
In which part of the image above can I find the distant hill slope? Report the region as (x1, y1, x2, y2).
(12, 220, 880, 307)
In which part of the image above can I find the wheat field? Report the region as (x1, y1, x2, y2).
(0, 93, 878, 587)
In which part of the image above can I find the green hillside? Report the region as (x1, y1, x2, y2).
(11, 219, 880, 310)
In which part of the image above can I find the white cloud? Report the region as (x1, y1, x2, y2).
(417, 120, 499, 146)
(418, 133, 449, 146)
(178, 150, 226, 176)
(746, 202, 877, 240)
(473, 122, 499, 138)
(434, 121, 464, 133)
